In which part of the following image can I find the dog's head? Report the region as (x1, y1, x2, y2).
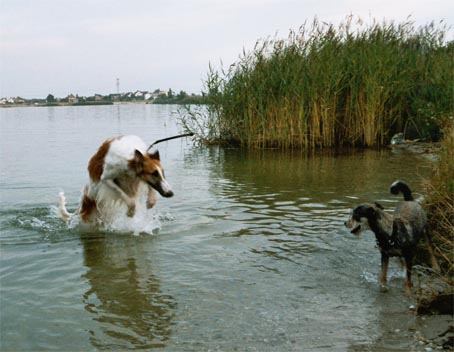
(129, 150, 174, 198)
(345, 203, 383, 236)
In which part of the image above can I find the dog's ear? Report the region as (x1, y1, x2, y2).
(354, 204, 375, 220)
(352, 205, 365, 220)
(134, 149, 144, 162)
(366, 206, 376, 217)
(129, 150, 144, 174)
(149, 150, 160, 160)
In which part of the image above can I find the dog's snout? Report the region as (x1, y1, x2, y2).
(164, 190, 174, 198)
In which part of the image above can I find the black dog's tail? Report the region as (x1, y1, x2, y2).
(390, 180, 414, 201)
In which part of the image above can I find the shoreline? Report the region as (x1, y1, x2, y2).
(0, 101, 157, 108)
(1, 97, 206, 108)
(0, 100, 205, 108)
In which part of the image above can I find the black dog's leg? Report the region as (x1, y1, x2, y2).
(404, 253, 414, 296)
(380, 252, 389, 287)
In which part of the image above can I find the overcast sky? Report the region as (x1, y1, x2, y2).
(1, 0, 453, 99)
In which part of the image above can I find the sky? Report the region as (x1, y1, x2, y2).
(1, 0, 453, 99)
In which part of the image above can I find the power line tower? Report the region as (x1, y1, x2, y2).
(116, 78, 120, 94)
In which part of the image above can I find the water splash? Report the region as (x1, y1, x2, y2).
(4, 204, 164, 242)
(101, 208, 162, 236)
(16, 215, 54, 231)
(57, 204, 163, 236)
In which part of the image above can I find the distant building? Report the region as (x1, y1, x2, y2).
(67, 94, 78, 103)
(2, 97, 26, 104)
(152, 90, 167, 99)
(110, 94, 121, 101)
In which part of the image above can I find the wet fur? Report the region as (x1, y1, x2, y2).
(58, 135, 173, 224)
(345, 180, 439, 295)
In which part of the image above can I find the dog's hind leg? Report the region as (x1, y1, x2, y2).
(403, 253, 414, 296)
(79, 186, 97, 222)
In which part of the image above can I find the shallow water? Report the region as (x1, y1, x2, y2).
(0, 105, 449, 351)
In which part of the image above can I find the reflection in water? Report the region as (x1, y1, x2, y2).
(81, 234, 176, 350)
(214, 147, 431, 202)
(197, 147, 432, 268)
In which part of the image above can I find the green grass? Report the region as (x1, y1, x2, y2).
(181, 16, 453, 149)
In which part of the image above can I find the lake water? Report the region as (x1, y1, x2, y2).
(0, 105, 449, 351)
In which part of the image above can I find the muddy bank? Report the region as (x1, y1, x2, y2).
(389, 137, 442, 159)
(375, 315, 453, 351)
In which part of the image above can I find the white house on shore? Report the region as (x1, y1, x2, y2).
(0, 97, 25, 104)
(67, 94, 78, 103)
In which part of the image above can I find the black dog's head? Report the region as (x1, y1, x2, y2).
(345, 203, 384, 236)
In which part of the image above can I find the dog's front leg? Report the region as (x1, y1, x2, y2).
(103, 179, 136, 217)
(147, 188, 157, 209)
(380, 253, 389, 288)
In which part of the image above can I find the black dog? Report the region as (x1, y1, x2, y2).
(345, 180, 439, 295)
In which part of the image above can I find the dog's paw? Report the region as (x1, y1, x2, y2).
(147, 190, 156, 209)
(127, 204, 136, 217)
(379, 284, 389, 293)
(146, 199, 156, 209)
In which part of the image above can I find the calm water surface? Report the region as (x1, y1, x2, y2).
(0, 105, 448, 351)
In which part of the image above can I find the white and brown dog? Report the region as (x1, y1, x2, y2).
(58, 135, 173, 224)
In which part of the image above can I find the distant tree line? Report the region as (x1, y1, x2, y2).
(153, 89, 206, 104)
(2, 88, 208, 107)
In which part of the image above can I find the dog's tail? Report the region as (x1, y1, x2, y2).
(390, 180, 414, 201)
(58, 192, 72, 222)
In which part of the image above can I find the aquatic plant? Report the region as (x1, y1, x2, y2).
(182, 16, 453, 149)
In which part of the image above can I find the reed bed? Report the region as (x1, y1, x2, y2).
(423, 123, 454, 277)
(415, 122, 454, 314)
(183, 16, 453, 149)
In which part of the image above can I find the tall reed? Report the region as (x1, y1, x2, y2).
(183, 16, 453, 149)
(423, 122, 454, 277)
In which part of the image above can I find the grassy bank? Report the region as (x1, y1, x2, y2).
(182, 16, 453, 149)
(416, 122, 454, 314)
(425, 124, 454, 276)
